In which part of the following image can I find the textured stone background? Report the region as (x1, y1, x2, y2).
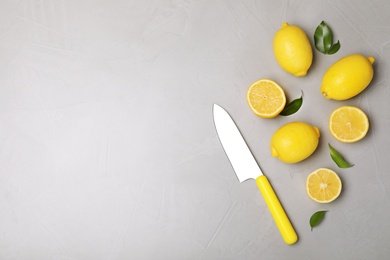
(0, 0, 389, 259)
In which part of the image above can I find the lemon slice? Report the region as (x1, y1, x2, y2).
(306, 168, 342, 203)
(246, 79, 286, 118)
(329, 106, 369, 143)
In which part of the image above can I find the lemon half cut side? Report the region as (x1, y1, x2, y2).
(329, 106, 369, 143)
(306, 168, 342, 203)
(246, 79, 286, 118)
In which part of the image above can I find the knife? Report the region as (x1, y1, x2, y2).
(213, 104, 298, 245)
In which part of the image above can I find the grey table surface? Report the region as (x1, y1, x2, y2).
(1, 0, 390, 259)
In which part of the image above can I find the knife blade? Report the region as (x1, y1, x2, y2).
(213, 104, 298, 245)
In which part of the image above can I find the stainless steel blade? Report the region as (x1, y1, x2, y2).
(213, 104, 263, 182)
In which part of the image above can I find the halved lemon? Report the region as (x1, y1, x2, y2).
(246, 79, 286, 118)
(306, 168, 342, 203)
(329, 106, 369, 143)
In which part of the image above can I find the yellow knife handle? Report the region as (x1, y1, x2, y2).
(256, 175, 298, 245)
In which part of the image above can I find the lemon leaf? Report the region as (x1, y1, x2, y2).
(329, 143, 354, 168)
(314, 21, 340, 55)
(327, 40, 340, 54)
(314, 21, 332, 53)
(310, 210, 328, 231)
(280, 91, 303, 116)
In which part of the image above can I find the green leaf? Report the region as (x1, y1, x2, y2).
(280, 91, 303, 116)
(310, 210, 328, 231)
(327, 40, 341, 54)
(314, 21, 340, 55)
(329, 143, 353, 168)
(314, 21, 332, 53)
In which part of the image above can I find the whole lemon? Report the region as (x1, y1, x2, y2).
(273, 22, 313, 76)
(321, 54, 375, 100)
(271, 122, 320, 164)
